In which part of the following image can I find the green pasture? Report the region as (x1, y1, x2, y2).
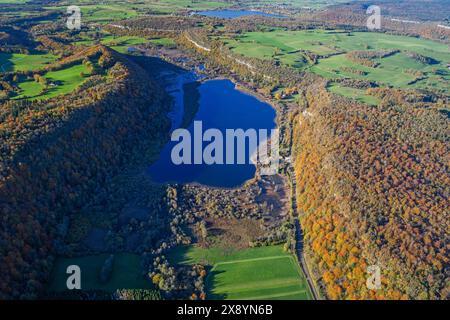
(240, 0, 350, 10)
(14, 80, 43, 100)
(149, 37, 176, 47)
(169, 245, 312, 300)
(44, 0, 230, 22)
(100, 35, 148, 53)
(48, 253, 152, 292)
(327, 83, 380, 106)
(74, 35, 149, 53)
(43, 4, 138, 23)
(14, 63, 91, 100)
(0, 0, 30, 3)
(224, 29, 450, 96)
(80, 5, 137, 22)
(0, 52, 57, 72)
(142, 0, 231, 13)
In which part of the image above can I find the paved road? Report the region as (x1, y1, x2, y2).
(293, 217, 320, 300)
(286, 165, 321, 300)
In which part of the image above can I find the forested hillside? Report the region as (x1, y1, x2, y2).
(0, 45, 171, 299)
(292, 82, 449, 299)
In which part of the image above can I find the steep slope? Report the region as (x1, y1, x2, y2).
(292, 82, 449, 299)
(0, 45, 171, 299)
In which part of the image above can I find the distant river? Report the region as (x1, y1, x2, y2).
(148, 78, 276, 188)
(195, 10, 285, 19)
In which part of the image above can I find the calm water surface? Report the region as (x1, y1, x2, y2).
(148, 79, 276, 188)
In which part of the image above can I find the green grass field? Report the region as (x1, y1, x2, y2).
(327, 83, 380, 106)
(44, 0, 230, 23)
(74, 35, 150, 53)
(48, 253, 152, 292)
(101, 35, 148, 53)
(223, 29, 450, 98)
(0, 52, 57, 72)
(0, 0, 30, 3)
(43, 4, 138, 23)
(5, 33, 171, 100)
(241, 0, 350, 10)
(169, 245, 312, 300)
(14, 0, 344, 17)
(14, 63, 91, 100)
(149, 37, 176, 47)
(144, 0, 231, 12)
(14, 80, 43, 99)
(80, 5, 137, 22)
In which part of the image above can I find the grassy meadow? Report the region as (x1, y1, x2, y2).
(327, 84, 381, 106)
(48, 253, 152, 292)
(223, 29, 450, 99)
(74, 35, 175, 53)
(44, 0, 231, 23)
(149, 37, 176, 47)
(0, 0, 30, 3)
(241, 0, 351, 10)
(13, 63, 91, 100)
(42, 4, 138, 23)
(169, 245, 312, 300)
(100, 35, 148, 53)
(2, 32, 174, 101)
(0, 52, 57, 72)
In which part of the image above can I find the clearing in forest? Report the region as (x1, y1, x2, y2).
(169, 244, 312, 300)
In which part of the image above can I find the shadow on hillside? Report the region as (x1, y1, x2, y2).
(0, 52, 13, 72)
(205, 268, 227, 300)
(129, 55, 187, 80)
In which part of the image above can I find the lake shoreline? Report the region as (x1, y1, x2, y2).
(137, 47, 283, 190)
(148, 78, 276, 188)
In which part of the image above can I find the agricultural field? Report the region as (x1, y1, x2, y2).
(149, 37, 177, 47)
(48, 253, 152, 292)
(223, 29, 450, 99)
(13, 63, 91, 100)
(327, 83, 380, 106)
(142, 0, 232, 13)
(241, 0, 350, 10)
(44, 0, 231, 23)
(43, 4, 138, 24)
(169, 245, 312, 300)
(0, 52, 57, 72)
(99, 35, 148, 53)
(74, 35, 172, 53)
(0, 0, 30, 3)
(38, 0, 348, 19)
(75, 4, 138, 23)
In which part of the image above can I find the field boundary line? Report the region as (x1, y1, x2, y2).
(215, 277, 305, 293)
(211, 255, 291, 268)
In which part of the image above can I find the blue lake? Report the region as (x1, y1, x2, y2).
(148, 79, 276, 188)
(195, 10, 285, 19)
